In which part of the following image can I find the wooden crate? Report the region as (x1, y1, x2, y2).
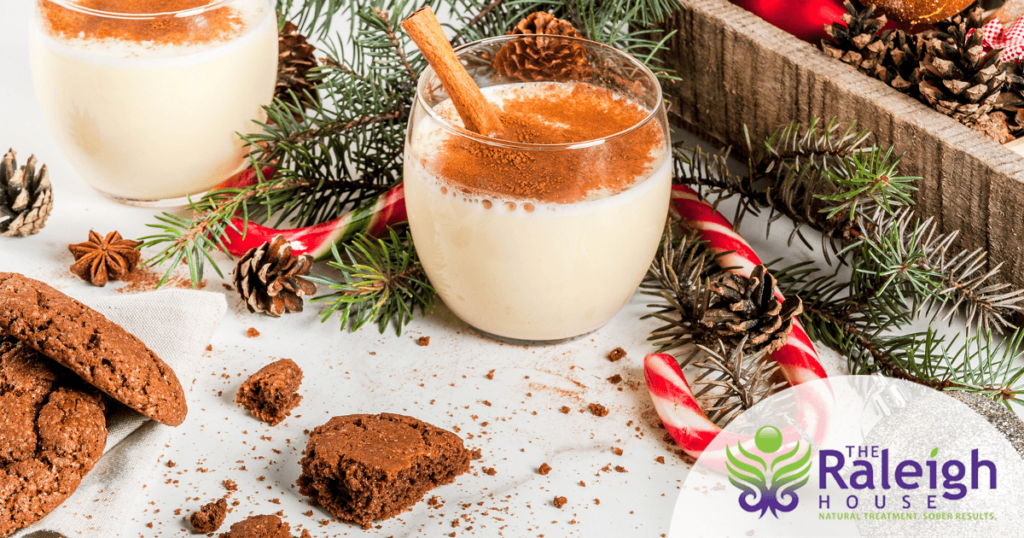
(661, 0, 1024, 287)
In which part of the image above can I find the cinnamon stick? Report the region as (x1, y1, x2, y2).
(401, 6, 504, 137)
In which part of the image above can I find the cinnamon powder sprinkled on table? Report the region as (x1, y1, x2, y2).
(40, 0, 245, 46)
(431, 83, 664, 204)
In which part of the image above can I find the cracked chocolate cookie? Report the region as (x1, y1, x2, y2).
(297, 413, 471, 529)
(0, 272, 187, 426)
(235, 359, 303, 426)
(0, 336, 107, 537)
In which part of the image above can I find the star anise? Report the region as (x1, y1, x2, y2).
(68, 230, 143, 287)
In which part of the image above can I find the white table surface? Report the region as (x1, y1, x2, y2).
(0, 3, 850, 536)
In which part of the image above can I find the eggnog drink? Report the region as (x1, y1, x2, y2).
(405, 82, 671, 343)
(29, 0, 277, 204)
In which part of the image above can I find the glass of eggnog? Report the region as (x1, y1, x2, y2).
(404, 35, 671, 345)
(29, 0, 278, 206)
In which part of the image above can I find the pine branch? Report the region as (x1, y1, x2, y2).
(307, 228, 436, 335)
(679, 118, 1024, 335)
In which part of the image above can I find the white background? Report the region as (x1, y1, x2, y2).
(0, 2, 850, 537)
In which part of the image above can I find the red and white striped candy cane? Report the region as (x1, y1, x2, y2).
(210, 167, 408, 260)
(645, 185, 833, 461)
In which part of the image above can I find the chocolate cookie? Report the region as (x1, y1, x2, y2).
(297, 413, 471, 529)
(235, 359, 303, 426)
(0, 336, 107, 537)
(218, 514, 295, 538)
(0, 272, 188, 426)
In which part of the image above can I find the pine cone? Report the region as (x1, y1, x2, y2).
(0, 149, 52, 237)
(875, 29, 925, 94)
(698, 265, 803, 357)
(277, 21, 319, 118)
(918, 6, 1004, 126)
(233, 235, 317, 317)
(493, 12, 589, 82)
(822, 1, 889, 76)
(996, 62, 1024, 136)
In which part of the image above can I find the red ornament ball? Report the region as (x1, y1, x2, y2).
(731, 0, 848, 41)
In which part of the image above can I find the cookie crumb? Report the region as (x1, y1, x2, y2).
(246, 327, 260, 338)
(611, 447, 623, 456)
(482, 400, 491, 407)
(588, 403, 609, 417)
(538, 463, 552, 475)
(206, 344, 213, 352)
(607, 347, 626, 362)
(483, 467, 497, 476)
(656, 456, 665, 464)
(553, 496, 567, 509)
(418, 336, 430, 346)
(559, 406, 570, 414)
(614, 465, 627, 473)
(165, 460, 176, 468)
(486, 369, 495, 380)
(189, 498, 227, 533)
(606, 374, 622, 384)
(224, 479, 238, 492)
(236, 359, 303, 426)
(594, 498, 601, 505)
(471, 448, 483, 460)
(579, 481, 586, 487)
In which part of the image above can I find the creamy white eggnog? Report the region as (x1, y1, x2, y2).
(405, 82, 671, 342)
(29, 0, 277, 204)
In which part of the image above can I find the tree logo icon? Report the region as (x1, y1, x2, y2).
(726, 425, 813, 518)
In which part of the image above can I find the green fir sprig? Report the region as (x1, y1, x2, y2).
(307, 228, 435, 335)
(669, 119, 1024, 411)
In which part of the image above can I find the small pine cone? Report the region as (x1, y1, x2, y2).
(821, 1, 888, 75)
(493, 12, 589, 82)
(233, 235, 317, 317)
(0, 149, 52, 237)
(699, 265, 803, 357)
(277, 21, 320, 118)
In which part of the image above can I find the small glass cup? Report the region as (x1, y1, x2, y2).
(404, 35, 672, 345)
(28, 0, 278, 206)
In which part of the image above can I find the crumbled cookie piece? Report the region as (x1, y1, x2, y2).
(553, 496, 567, 509)
(247, 327, 260, 338)
(190, 498, 227, 533)
(418, 336, 430, 346)
(218, 514, 293, 537)
(588, 403, 609, 417)
(611, 447, 623, 456)
(297, 413, 470, 529)
(235, 359, 303, 426)
(606, 374, 622, 384)
(485, 369, 495, 380)
(607, 347, 626, 362)
(559, 406, 570, 414)
(538, 463, 552, 475)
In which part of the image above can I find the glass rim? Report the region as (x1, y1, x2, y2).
(415, 34, 665, 151)
(39, 0, 242, 19)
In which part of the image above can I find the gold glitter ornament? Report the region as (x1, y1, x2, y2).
(870, 0, 975, 24)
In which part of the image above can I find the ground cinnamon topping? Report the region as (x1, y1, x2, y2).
(40, 0, 245, 46)
(431, 83, 664, 204)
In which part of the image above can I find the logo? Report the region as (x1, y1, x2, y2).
(726, 425, 813, 518)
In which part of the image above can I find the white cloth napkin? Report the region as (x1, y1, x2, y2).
(14, 289, 227, 538)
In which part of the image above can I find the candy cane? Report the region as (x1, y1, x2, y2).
(646, 185, 833, 461)
(211, 167, 408, 259)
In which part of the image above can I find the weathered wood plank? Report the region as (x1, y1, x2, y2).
(664, 0, 1024, 287)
